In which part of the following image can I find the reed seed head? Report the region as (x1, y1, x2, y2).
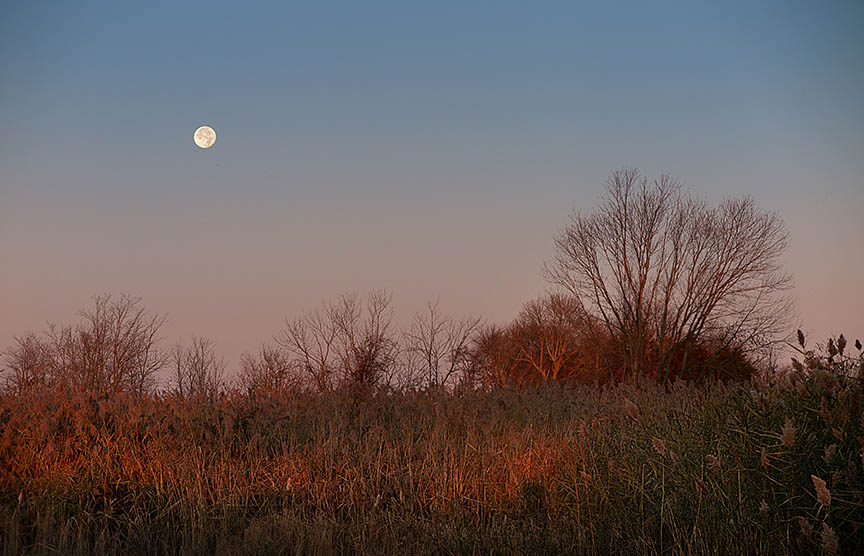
(811, 474, 831, 507)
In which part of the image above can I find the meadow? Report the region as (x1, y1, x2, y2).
(1, 345, 861, 555)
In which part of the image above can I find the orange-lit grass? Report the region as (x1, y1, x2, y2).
(1, 375, 861, 555)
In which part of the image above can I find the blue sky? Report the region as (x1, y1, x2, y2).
(1, 1, 862, 365)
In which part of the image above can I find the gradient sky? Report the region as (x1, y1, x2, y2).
(2, 1, 862, 370)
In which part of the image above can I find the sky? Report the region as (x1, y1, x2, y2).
(1, 1, 862, 370)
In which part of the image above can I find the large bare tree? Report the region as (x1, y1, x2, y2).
(543, 169, 792, 381)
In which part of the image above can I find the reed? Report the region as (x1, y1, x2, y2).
(1, 362, 861, 554)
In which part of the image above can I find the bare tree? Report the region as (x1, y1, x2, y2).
(278, 302, 339, 392)
(468, 324, 533, 390)
(463, 294, 602, 389)
(404, 298, 483, 388)
(2, 295, 167, 396)
(169, 336, 225, 400)
(332, 290, 399, 388)
(278, 290, 399, 391)
(49, 295, 168, 395)
(544, 169, 792, 381)
(510, 293, 587, 384)
(237, 344, 299, 396)
(2, 333, 54, 395)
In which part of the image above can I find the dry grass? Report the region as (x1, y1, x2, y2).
(0, 372, 861, 555)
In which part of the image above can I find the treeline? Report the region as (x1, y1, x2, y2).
(2, 169, 796, 397)
(0, 290, 762, 399)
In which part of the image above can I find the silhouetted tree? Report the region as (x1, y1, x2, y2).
(169, 336, 225, 400)
(332, 290, 399, 389)
(544, 169, 792, 381)
(2, 295, 167, 396)
(2, 333, 54, 395)
(404, 299, 483, 388)
(238, 344, 299, 396)
(278, 301, 340, 392)
(278, 290, 399, 391)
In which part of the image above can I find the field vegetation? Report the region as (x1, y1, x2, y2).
(1, 335, 861, 555)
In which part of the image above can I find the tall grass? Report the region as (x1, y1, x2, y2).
(1, 369, 861, 554)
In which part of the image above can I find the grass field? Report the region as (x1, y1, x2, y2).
(1, 366, 861, 555)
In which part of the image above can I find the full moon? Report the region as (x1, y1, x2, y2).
(193, 125, 217, 149)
